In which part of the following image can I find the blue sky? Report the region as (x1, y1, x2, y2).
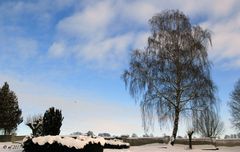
(0, 0, 240, 137)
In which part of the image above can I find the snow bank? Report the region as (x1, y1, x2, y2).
(126, 143, 240, 152)
(23, 135, 130, 152)
(24, 135, 105, 149)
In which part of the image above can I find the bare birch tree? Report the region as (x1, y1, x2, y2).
(122, 10, 216, 145)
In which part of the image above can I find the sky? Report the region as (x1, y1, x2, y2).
(0, 0, 240, 137)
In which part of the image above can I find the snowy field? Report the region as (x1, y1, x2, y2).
(105, 143, 240, 152)
(1, 142, 240, 152)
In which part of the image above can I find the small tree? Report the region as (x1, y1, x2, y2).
(42, 107, 64, 135)
(187, 130, 194, 149)
(0, 82, 23, 135)
(131, 133, 138, 138)
(224, 135, 230, 139)
(98, 133, 111, 137)
(25, 114, 43, 136)
(143, 133, 149, 137)
(70, 131, 82, 135)
(195, 107, 224, 137)
(86, 131, 94, 137)
(229, 79, 240, 130)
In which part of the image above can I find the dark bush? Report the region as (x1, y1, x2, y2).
(42, 107, 64, 135)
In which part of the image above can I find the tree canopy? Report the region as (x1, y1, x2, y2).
(42, 107, 64, 135)
(122, 10, 216, 145)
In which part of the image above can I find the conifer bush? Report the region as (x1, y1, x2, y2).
(42, 107, 64, 135)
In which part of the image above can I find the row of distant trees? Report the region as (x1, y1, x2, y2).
(70, 131, 111, 137)
(0, 82, 63, 136)
(224, 133, 240, 139)
(70, 131, 153, 138)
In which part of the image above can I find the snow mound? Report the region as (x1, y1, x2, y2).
(23, 135, 105, 149)
(23, 135, 129, 150)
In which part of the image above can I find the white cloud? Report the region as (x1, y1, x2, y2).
(133, 32, 150, 50)
(167, 0, 238, 19)
(201, 13, 240, 68)
(48, 0, 240, 69)
(116, 0, 238, 23)
(75, 33, 133, 66)
(57, 1, 113, 39)
(49, 31, 151, 69)
(119, 1, 158, 24)
(211, 0, 236, 17)
(52, 0, 144, 68)
(48, 42, 66, 58)
(50, 0, 155, 69)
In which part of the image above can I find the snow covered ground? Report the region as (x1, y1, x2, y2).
(105, 143, 240, 152)
(1, 142, 240, 152)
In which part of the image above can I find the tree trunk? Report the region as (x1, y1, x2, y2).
(189, 135, 192, 149)
(188, 131, 194, 149)
(170, 109, 180, 145)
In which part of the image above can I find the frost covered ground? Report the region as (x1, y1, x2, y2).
(1, 142, 240, 152)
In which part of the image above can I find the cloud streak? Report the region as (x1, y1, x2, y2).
(201, 12, 240, 69)
(45, 0, 240, 69)
(3, 0, 239, 70)
(57, 1, 113, 39)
